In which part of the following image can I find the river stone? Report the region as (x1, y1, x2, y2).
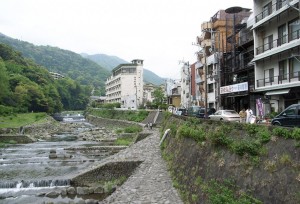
(37, 192, 46, 197)
(76, 186, 90, 195)
(45, 191, 59, 197)
(93, 186, 104, 194)
(61, 188, 67, 196)
(66, 186, 76, 194)
(49, 153, 57, 159)
(85, 199, 98, 204)
(88, 187, 94, 194)
(77, 199, 85, 204)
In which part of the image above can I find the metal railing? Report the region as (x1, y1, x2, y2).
(255, 0, 287, 23)
(256, 29, 300, 55)
(256, 71, 300, 87)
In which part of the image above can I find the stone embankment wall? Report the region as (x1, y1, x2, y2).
(71, 161, 142, 187)
(86, 115, 144, 128)
(162, 116, 300, 204)
(0, 135, 33, 143)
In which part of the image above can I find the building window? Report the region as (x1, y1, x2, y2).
(207, 64, 213, 75)
(263, 34, 273, 51)
(208, 83, 214, 93)
(276, 0, 285, 10)
(289, 58, 300, 78)
(265, 68, 274, 83)
(278, 24, 287, 46)
(288, 18, 300, 41)
(263, 2, 272, 18)
(279, 60, 287, 80)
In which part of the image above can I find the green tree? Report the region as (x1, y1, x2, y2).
(0, 58, 10, 103)
(153, 87, 166, 108)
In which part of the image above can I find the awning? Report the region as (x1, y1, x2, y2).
(265, 89, 290, 96)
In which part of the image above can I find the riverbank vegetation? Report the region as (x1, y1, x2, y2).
(88, 108, 149, 122)
(160, 115, 300, 203)
(0, 112, 48, 128)
(0, 43, 91, 114)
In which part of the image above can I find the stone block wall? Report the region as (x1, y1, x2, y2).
(71, 161, 142, 187)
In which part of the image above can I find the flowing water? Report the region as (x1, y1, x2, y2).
(0, 119, 117, 203)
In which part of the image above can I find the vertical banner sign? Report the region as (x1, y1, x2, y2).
(256, 98, 264, 116)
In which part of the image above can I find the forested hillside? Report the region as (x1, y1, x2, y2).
(0, 43, 91, 114)
(0, 33, 110, 95)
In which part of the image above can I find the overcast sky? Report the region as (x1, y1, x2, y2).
(0, 0, 253, 79)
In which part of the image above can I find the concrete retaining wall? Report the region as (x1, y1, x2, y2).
(0, 135, 34, 143)
(86, 115, 144, 128)
(71, 161, 142, 187)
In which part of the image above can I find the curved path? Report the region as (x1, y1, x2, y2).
(99, 128, 183, 204)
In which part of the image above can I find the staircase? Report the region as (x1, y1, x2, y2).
(141, 110, 161, 126)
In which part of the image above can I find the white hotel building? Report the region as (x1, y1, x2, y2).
(105, 59, 144, 110)
(252, 0, 300, 112)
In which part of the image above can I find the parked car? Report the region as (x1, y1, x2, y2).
(208, 110, 240, 122)
(271, 104, 300, 127)
(177, 108, 187, 116)
(187, 106, 202, 117)
(196, 108, 216, 118)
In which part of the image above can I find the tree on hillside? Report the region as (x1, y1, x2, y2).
(0, 58, 10, 103)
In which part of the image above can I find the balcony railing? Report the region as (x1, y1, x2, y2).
(255, 0, 287, 23)
(256, 29, 300, 55)
(238, 32, 254, 46)
(256, 71, 300, 88)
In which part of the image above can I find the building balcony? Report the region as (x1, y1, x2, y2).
(254, 0, 298, 26)
(201, 39, 212, 49)
(237, 32, 253, 47)
(255, 29, 300, 56)
(195, 76, 203, 84)
(201, 22, 212, 31)
(256, 71, 300, 88)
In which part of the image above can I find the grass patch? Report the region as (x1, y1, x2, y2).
(0, 112, 48, 128)
(114, 136, 136, 146)
(89, 109, 149, 122)
(203, 179, 262, 204)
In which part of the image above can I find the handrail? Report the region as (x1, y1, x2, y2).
(255, 0, 287, 23)
(256, 29, 300, 55)
(256, 71, 300, 88)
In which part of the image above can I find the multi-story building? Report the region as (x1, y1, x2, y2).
(252, 0, 300, 113)
(105, 59, 144, 109)
(143, 83, 155, 105)
(180, 62, 191, 108)
(196, 8, 252, 112)
(219, 7, 254, 112)
(165, 78, 181, 107)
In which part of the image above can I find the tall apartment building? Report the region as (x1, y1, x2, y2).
(219, 8, 254, 112)
(180, 62, 191, 108)
(105, 59, 144, 110)
(252, 0, 300, 113)
(196, 9, 252, 111)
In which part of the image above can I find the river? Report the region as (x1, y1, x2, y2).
(0, 117, 119, 204)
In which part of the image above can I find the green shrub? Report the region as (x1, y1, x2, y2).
(245, 124, 259, 136)
(124, 125, 142, 133)
(204, 179, 262, 204)
(272, 127, 292, 139)
(292, 128, 300, 140)
(209, 131, 232, 147)
(178, 124, 206, 143)
(258, 128, 271, 143)
(232, 139, 261, 156)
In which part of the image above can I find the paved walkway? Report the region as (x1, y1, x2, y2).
(99, 128, 183, 204)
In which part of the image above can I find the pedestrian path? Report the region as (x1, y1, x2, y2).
(99, 128, 183, 204)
